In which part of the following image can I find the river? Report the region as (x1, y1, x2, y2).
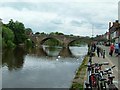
(2, 45, 88, 88)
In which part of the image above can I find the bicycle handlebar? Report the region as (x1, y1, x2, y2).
(101, 71, 112, 75)
(104, 65, 115, 72)
(85, 62, 109, 67)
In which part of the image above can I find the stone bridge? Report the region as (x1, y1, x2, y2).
(28, 34, 83, 47)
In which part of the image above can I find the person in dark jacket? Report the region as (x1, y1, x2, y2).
(97, 47, 100, 57)
(116, 42, 120, 56)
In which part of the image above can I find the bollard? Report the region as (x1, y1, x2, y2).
(103, 50, 105, 58)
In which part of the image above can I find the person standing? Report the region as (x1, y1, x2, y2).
(96, 47, 100, 57)
(114, 43, 119, 54)
(109, 43, 114, 56)
(116, 42, 120, 57)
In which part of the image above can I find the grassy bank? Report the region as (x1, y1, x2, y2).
(70, 55, 89, 89)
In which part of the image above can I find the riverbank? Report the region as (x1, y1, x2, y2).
(70, 55, 89, 89)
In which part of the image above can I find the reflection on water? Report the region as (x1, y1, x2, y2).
(2, 47, 26, 71)
(43, 45, 62, 57)
(2, 45, 88, 88)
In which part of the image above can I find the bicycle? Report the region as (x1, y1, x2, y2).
(104, 65, 118, 90)
(85, 62, 109, 90)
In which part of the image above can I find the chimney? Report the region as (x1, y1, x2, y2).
(109, 22, 111, 28)
(114, 20, 119, 27)
(115, 20, 119, 23)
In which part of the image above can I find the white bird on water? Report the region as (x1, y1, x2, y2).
(58, 56, 60, 58)
(56, 58, 59, 61)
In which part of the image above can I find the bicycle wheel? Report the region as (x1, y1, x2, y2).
(108, 84, 118, 90)
(100, 82, 106, 90)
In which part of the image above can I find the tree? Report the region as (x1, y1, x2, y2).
(2, 26, 15, 48)
(25, 28, 33, 35)
(2, 26, 14, 42)
(7, 20, 26, 45)
(49, 32, 64, 35)
(40, 32, 46, 35)
(35, 32, 40, 35)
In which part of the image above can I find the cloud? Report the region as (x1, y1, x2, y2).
(0, 1, 118, 36)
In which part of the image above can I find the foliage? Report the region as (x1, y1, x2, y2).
(35, 32, 40, 35)
(40, 32, 46, 35)
(6, 19, 26, 45)
(2, 19, 35, 48)
(69, 40, 87, 46)
(2, 26, 15, 48)
(25, 28, 33, 35)
(25, 39, 33, 48)
(50, 32, 64, 35)
(44, 38, 62, 46)
(6, 40, 15, 48)
(2, 26, 14, 41)
(70, 56, 88, 89)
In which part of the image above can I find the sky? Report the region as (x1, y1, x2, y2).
(0, 0, 119, 37)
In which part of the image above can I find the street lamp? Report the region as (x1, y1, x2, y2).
(92, 24, 94, 38)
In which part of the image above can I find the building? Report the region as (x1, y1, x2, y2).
(118, 1, 120, 42)
(103, 32, 109, 40)
(108, 20, 120, 43)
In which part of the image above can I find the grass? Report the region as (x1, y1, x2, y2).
(70, 55, 89, 89)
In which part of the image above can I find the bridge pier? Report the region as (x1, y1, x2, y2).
(59, 47, 73, 57)
(28, 46, 47, 56)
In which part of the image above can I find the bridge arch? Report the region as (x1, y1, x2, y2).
(68, 38, 88, 46)
(39, 37, 63, 46)
(68, 39, 81, 46)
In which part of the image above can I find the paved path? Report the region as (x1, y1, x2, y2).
(92, 45, 119, 88)
(98, 45, 118, 69)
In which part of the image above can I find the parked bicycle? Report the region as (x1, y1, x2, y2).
(85, 62, 109, 90)
(84, 54, 118, 90)
(104, 65, 118, 90)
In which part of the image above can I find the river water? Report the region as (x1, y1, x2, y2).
(2, 45, 88, 88)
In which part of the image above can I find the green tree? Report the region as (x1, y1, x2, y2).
(7, 20, 26, 45)
(2, 26, 15, 48)
(35, 32, 40, 35)
(25, 28, 33, 35)
(50, 32, 64, 35)
(25, 39, 33, 48)
(40, 32, 46, 35)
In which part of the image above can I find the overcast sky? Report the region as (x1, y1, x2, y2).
(0, 0, 119, 37)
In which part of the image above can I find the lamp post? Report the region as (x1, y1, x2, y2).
(92, 24, 94, 38)
(91, 24, 94, 42)
(108, 21, 112, 45)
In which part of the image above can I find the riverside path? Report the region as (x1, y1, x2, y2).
(92, 45, 119, 89)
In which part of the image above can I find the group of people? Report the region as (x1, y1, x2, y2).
(90, 43, 105, 58)
(89, 42, 120, 58)
(109, 43, 120, 57)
